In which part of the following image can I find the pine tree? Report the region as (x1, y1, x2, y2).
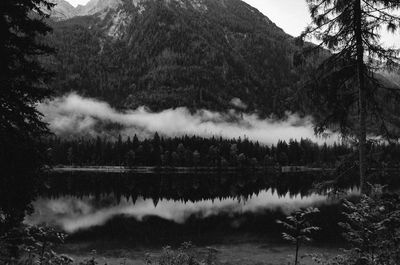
(277, 207, 320, 265)
(0, 0, 54, 229)
(302, 0, 400, 193)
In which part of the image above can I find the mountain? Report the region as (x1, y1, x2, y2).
(49, 0, 77, 20)
(76, 0, 122, 16)
(50, 0, 121, 20)
(45, 0, 313, 114)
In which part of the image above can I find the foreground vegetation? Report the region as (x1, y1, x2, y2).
(1, 187, 399, 265)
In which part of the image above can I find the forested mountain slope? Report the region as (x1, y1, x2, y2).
(46, 0, 304, 114)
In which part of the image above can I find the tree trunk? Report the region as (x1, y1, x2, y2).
(354, 0, 367, 194)
(295, 238, 299, 265)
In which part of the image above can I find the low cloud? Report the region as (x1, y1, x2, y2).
(230, 97, 248, 110)
(38, 93, 337, 145)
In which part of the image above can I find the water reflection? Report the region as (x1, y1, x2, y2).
(27, 189, 338, 233)
(40, 171, 332, 202)
(28, 171, 359, 237)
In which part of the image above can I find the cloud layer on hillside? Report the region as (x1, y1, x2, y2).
(38, 93, 337, 145)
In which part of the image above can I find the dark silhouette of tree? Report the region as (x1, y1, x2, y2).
(0, 0, 54, 236)
(340, 187, 400, 265)
(45, 134, 392, 170)
(302, 0, 400, 193)
(125, 150, 136, 168)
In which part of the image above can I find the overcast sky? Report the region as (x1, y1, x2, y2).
(65, 0, 398, 46)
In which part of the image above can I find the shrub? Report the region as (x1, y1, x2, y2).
(146, 242, 217, 265)
(276, 207, 320, 265)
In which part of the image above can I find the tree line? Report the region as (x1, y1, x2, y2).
(45, 134, 400, 168)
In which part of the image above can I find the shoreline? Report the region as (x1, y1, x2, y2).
(50, 165, 334, 174)
(57, 240, 342, 265)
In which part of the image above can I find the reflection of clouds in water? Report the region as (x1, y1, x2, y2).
(26, 190, 329, 233)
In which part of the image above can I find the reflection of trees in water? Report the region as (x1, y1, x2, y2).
(35, 172, 398, 246)
(64, 199, 348, 246)
(34, 172, 369, 245)
(41, 172, 333, 202)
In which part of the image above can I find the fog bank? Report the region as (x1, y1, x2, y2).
(38, 93, 337, 145)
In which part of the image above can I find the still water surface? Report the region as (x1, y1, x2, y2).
(26, 171, 359, 245)
(27, 189, 335, 233)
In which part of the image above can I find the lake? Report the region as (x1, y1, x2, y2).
(25, 171, 361, 264)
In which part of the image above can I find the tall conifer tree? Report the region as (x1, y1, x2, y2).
(0, 0, 54, 228)
(302, 0, 400, 193)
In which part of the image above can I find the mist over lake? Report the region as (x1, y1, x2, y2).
(38, 93, 338, 145)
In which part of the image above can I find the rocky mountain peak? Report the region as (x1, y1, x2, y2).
(50, 0, 122, 20)
(78, 0, 122, 16)
(49, 0, 77, 20)
(50, 0, 260, 21)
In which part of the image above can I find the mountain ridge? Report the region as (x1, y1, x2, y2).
(50, 0, 122, 20)
(44, 0, 320, 115)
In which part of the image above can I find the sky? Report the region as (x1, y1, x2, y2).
(65, 0, 398, 46)
(65, 0, 90, 7)
(244, 0, 399, 47)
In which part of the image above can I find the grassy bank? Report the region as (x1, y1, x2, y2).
(58, 241, 340, 265)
